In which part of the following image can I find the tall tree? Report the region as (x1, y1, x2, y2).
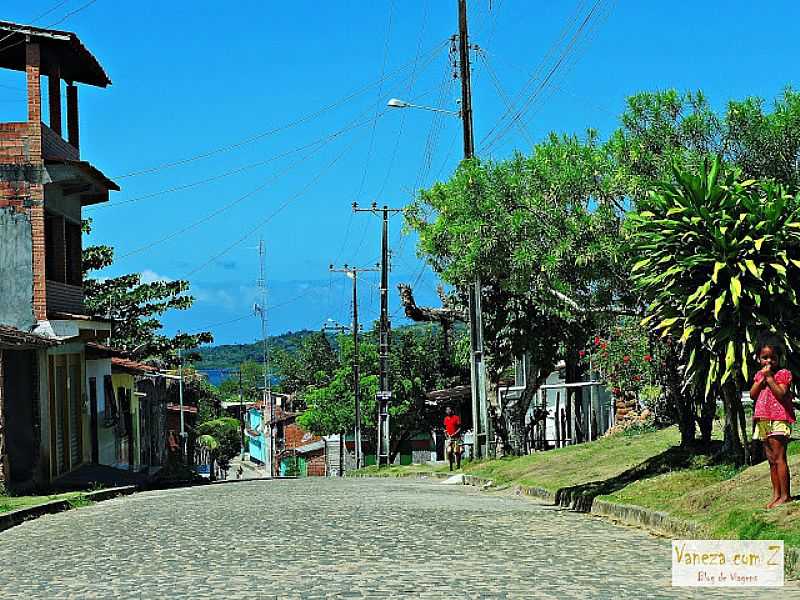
(630, 158, 800, 462)
(272, 331, 339, 397)
(407, 133, 625, 453)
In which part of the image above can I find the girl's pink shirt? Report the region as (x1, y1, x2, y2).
(753, 369, 795, 423)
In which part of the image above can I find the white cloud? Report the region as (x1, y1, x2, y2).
(140, 269, 174, 284)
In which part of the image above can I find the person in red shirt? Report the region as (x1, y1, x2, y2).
(444, 406, 462, 471)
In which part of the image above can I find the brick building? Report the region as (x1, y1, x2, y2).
(0, 21, 118, 488)
(274, 409, 327, 477)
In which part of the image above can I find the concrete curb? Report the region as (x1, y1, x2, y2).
(460, 475, 799, 579)
(348, 471, 451, 480)
(0, 485, 136, 534)
(209, 476, 297, 485)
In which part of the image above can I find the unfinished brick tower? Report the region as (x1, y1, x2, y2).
(0, 21, 118, 488)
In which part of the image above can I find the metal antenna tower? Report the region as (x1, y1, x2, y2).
(254, 240, 273, 477)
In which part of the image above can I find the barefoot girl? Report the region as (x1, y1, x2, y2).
(749, 342, 795, 508)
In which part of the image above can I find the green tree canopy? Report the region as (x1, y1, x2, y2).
(406, 132, 625, 452)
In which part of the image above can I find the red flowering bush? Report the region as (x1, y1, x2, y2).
(583, 319, 660, 399)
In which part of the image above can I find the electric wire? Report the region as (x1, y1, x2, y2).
(375, 0, 431, 199)
(354, 0, 395, 203)
(113, 40, 449, 179)
(477, 0, 590, 149)
(478, 50, 535, 148)
(0, 0, 98, 54)
(115, 102, 391, 260)
(481, 0, 607, 153)
(91, 109, 386, 210)
(116, 129, 340, 260)
(185, 130, 364, 278)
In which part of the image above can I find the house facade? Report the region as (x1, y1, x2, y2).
(0, 21, 118, 488)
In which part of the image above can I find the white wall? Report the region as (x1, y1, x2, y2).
(86, 358, 115, 465)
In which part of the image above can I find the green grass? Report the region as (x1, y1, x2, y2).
(464, 426, 683, 492)
(0, 491, 85, 514)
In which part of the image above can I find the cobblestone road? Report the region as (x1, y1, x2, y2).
(0, 478, 796, 599)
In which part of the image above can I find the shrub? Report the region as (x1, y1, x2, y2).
(196, 417, 241, 463)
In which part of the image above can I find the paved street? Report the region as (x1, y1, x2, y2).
(0, 478, 795, 599)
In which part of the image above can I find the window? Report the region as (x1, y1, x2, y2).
(65, 220, 82, 285)
(44, 212, 65, 282)
(44, 211, 82, 286)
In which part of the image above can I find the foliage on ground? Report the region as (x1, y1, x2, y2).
(0, 491, 84, 514)
(464, 426, 683, 490)
(196, 418, 241, 465)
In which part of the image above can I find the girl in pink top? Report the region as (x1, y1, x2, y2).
(749, 342, 794, 508)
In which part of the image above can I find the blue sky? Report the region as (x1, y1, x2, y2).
(3, 1, 799, 345)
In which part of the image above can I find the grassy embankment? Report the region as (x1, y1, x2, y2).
(0, 491, 91, 514)
(356, 426, 800, 548)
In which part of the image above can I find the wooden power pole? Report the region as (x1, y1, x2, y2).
(353, 202, 404, 468)
(330, 263, 379, 469)
(457, 0, 490, 458)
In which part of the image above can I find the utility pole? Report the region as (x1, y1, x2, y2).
(322, 320, 354, 476)
(353, 202, 404, 468)
(255, 240, 273, 477)
(456, 0, 490, 458)
(177, 343, 187, 463)
(330, 263, 379, 469)
(238, 367, 244, 459)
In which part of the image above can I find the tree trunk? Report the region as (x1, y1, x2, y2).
(389, 429, 413, 463)
(500, 358, 552, 455)
(697, 393, 715, 448)
(720, 381, 748, 464)
(663, 341, 695, 447)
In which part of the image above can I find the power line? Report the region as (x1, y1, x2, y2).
(48, 0, 98, 27)
(31, 0, 73, 22)
(0, 0, 99, 55)
(185, 131, 363, 278)
(477, 0, 590, 149)
(112, 40, 448, 179)
(375, 0, 432, 199)
(354, 0, 396, 203)
(511, 0, 618, 134)
(115, 131, 338, 260)
(481, 0, 608, 153)
(477, 50, 535, 148)
(91, 108, 385, 210)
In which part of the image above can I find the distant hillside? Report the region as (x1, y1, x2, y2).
(193, 330, 315, 369)
(192, 323, 459, 370)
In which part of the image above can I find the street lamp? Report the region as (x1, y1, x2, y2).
(386, 97, 461, 117)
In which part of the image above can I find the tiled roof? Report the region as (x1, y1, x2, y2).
(111, 356, 159, 374)
(166, 403, 198, 414)
(0, 21, 111, 87)
(0, 325, 58, 349)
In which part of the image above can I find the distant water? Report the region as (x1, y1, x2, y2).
(197, 369, 279, 388)
(198, 369, 233, 387)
